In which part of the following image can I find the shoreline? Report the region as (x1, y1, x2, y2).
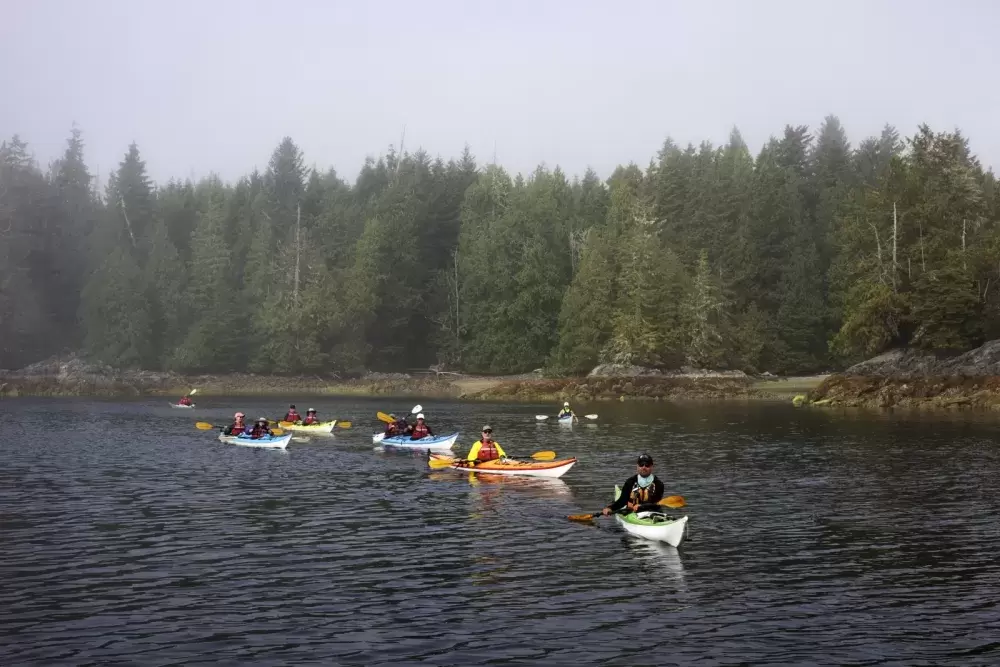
(0, 369, 828, 402)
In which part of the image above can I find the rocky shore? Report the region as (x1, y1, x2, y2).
(804, 341, 1000, 409)
(0, 356, 821, 402)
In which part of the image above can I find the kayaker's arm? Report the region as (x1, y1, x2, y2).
(464, 441, 483, 462)
(605, 476, 638, 514)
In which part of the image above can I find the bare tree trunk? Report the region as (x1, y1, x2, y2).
(868, 219, 885, 286)
(120, 196, 136, 248)
(892, 201, 897, 290)
(962, 218, 967, 270)
(453, 249, 460, 356)
(293, 203, 301, 306)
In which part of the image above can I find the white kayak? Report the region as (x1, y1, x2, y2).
(170, 403, 195, 409)
(217, 433, 292, 450)
(281, 420, 337, 435)
(379, 432, 458, 452)
(613, 486, 688, 547)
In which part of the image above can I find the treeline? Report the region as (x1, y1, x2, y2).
(1, 118, 997, 375)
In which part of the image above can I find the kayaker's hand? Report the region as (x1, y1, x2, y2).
(602, 507, 611, 516)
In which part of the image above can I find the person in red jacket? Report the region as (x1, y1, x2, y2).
(410, 413, 433, 440)
(283, 405, 302, 423)
(178, 395, 193, 406)
(302, 408, 320, 425)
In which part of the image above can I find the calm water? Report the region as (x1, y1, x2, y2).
(2, 397, 999, 665)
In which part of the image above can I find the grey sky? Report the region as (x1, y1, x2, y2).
(3, 0, 999, 187)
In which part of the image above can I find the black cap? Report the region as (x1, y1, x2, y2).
(289, 404, 296, 409)
(637, 453, 654, 465)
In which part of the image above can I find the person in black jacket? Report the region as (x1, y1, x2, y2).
(602, 453, 665, 515)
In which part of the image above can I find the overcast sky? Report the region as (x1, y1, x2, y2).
(2, 0, 999, 187)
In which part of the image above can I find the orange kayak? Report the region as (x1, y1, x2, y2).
(428, 453, 576, 478)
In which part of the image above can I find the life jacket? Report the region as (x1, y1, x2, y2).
(303, 415, 319, 425)
(412, 423, 430, 439)
(179, 397, 192, 405)
(629, 478, 657, 506)
(250, 425, 270, 439)
(227, 421, 245, 435)
(284, 411, 301, 422)
(477, 439, 500, 461)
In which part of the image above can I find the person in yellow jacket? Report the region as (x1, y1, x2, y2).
(462, 425, 507, 463)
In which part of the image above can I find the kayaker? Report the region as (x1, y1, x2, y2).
(224, 412, 247, 436)
(386, 415, 411, 437)
(462, 425, 506, 463)
(410, 413, 433, 440)
(178, 394, 193, 406)
(557, 401, 575, 420)
(602, 453, 664, 515)
(249, 417, 272, 439)
(302, 408, 320, 425)
(283, 405, 302, 423)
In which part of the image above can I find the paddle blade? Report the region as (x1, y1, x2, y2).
(567, 513, 597, 522)
(377, 411, 394, 423)
(337, 421, 352, 428)
(535, 415, 549, 421)
(190, 388, 198, 396)
(584, 414, 598, 420)
(270, 428, 285, 436)
(278, 421, 294, 427)
(428, 456, 455, 469)
(195, 422, 216, 430)
(412, 404, 423, 414)
(530, 450, 557, 460)
(660, 495, 686, 509)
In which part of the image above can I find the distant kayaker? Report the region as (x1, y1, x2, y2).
(602, 453, 664, 515)
(283, 405, 302, 423)
(557, 401, 575, 420)
(178, 394, 193, 406)
(410, 413, 434, 440)
(462, 425, 507, 463)
(224, 412, 247, 436)
(249, 417, 272, 439)
(302, 408, 320, 425)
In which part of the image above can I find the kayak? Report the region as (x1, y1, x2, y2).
(558, 414, 574, 424)
(429, 453, 577, 478)
(613, 486, 688, 547)
(217, 432, 292, 450)
(282, 420, 337, 435)
(380, 432, 458, 453)
(170, 403, 195, 409)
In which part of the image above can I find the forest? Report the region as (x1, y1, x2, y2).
(1, 117, 997, 376)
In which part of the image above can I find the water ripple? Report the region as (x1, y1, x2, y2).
(1, 398, 999, 664)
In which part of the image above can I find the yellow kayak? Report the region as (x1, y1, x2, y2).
(279, 420, 337, 435)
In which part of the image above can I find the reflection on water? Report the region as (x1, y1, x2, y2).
(2, 396, 1000, 665)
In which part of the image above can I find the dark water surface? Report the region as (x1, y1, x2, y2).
(2, 397, 1000, 665)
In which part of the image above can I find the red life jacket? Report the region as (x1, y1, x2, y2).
(477, 439, 499, 461)
(179, 397, 192, 405)
(250, 425, 270, 439)
(304, 415, 319, 425)
(412, 423, 430, 439)
(285, 411, 301, 422)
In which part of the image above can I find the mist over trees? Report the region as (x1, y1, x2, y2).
(2, 117, 997, 375)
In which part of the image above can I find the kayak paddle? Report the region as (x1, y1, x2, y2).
(411, 404, 423, 414)
(277, 420, 352, 428)
(427, 450, 557, 469)
(194, 421, 285, 436)
(567, 495, 686, 522)
(377, 411, 394, 423)
(537, 413, 598, 421)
